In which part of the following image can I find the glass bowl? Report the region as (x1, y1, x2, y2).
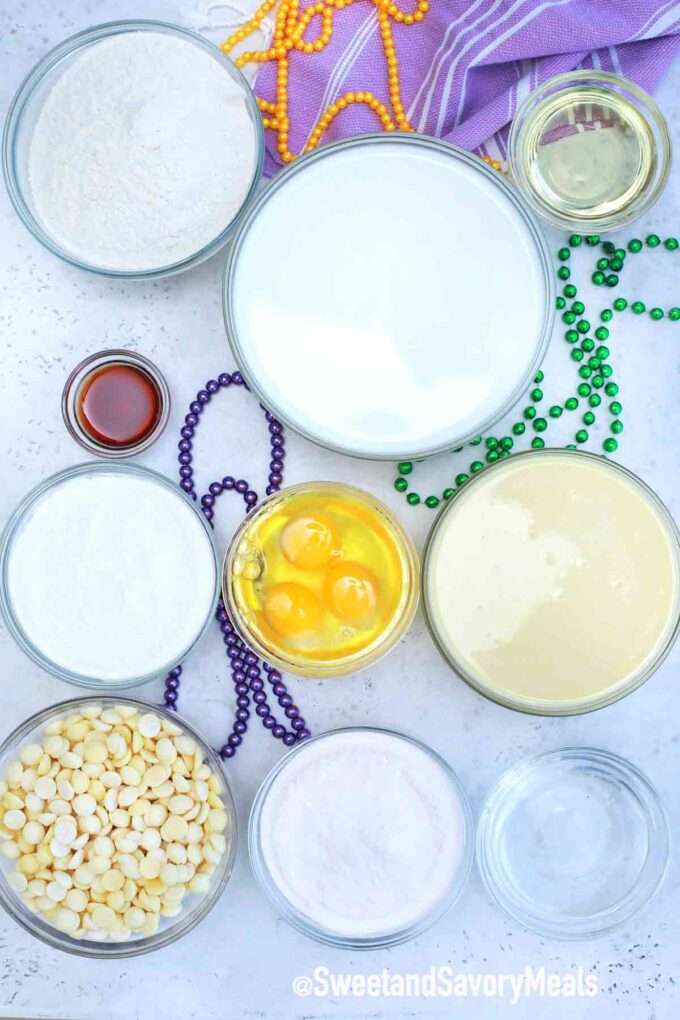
(223, 482, 420, 677)
(476, 748, 669, 939)
(2, 20, 264, 279)
(0, 463, 220, 690)
(62, 349, 171, 459)
(508, 70, 671, 233)
(0, 696, 237, 957)
(422, 449, 680, 716)
(223, 133, 554, 461)
(249, 727, 474, 949)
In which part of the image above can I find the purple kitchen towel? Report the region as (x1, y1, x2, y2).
(255, 0, 680, 174)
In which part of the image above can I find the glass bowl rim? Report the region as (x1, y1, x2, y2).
(475, 745, 670, 940)
(421, 447, 680, 716)
(507, 69, 672, 233)
(61, 348, 171, 459)
(222, 131, 555, 461)
(222, 480, 420, 677)
(0, 461, 221, 690)
(0, 694, 238, 957)
(248, 725, 474, 949)
(2, 18, 265, 280)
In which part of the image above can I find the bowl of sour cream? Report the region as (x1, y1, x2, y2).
(0, 463, 219, 689)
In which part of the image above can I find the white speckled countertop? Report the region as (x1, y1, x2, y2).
(1, 3, 680, 1018)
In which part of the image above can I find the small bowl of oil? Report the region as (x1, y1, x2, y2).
(508, 70, 671, 233)
(223, 482, 419, 677)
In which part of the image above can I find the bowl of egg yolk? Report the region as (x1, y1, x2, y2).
(223, 483, 419, 677)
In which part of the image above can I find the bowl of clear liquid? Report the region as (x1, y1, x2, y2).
(508, 70, 671, 233)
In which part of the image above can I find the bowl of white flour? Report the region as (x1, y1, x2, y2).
(2, 21, 263, 278)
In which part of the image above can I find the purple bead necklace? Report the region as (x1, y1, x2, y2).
(161, 370, 311, 759)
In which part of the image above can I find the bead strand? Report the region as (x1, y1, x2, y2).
(263, 662, 311, 741)
(392, 229, 651, 506)
(162, 373, 311, 757)
(223, 0, 429, 164)
(217, 603, 309, 756)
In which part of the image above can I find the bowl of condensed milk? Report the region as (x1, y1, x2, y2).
(422, 449, 680, 715)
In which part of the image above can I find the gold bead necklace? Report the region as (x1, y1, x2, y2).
(222, 0, 430, 164)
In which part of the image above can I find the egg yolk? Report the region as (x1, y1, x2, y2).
(280, 514, 338, 570)
(263, 582, 322, 636)
(324, 562, 379, 624)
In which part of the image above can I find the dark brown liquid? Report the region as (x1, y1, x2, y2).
(77, 364, 161, 447)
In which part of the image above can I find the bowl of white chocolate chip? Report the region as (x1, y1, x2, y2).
(0, 697, 236, 956)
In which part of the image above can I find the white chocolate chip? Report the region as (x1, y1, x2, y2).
(2, 705, 229, 943)
(33, 776, 56, 801)
(120, 766, 141, 787)
(72, 794, 96, 817)
(68, 848, 85, 869)
(90, 854, 112, 875)
(92, 905, 116, 930)
(23, 821, 46, 846)
(93, 836, 115, 858)
(117, 855, 140, 881)
(101, 771, 122, 789)
(71, 772, 89, 795)
(189, 873, 211, 894)
(113, 835, 137, 855)
(4, 810, 26, 831)
(46, 880, 67, 903)
(144, 765, 169, 789)
(79, 814, 102, 835)
(44, 735, 68, 759)
(100, 709, 123, 725)
(57, 779, 74, 801)
(8, 871, 28, 893)
(163, 884, 186, 904)
(166, 843, 187, 865)
(168, 794, 193, 816)
(49, 799, 71, 817)
(102, 869, 124, 893)
(205, 810, 228, 834)
(142, 913, 159, 936)
(140, 829, 161, 852)
(20, 744, 43, 767)
(53, 907, 79, 934)
(65, 888, 88, 912)
(124, 906, 146, 930)
(106, 733, 127, 759)
(60, 751, 83, 769)
(138, 714, 161, 739)
(187, 844, 203, 866)
(156, 738, 177, 764)
(193, 780, 209, 802)
(117, 786, 139, 809)
(175, 736, 196, 757)
(139, 856, 162, 880)
(54, 817, 78, 846)
(103, 789, 118, 813)
(83, 740, 107, 765)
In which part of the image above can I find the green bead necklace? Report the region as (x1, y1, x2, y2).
(393, 231, 678, 509)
